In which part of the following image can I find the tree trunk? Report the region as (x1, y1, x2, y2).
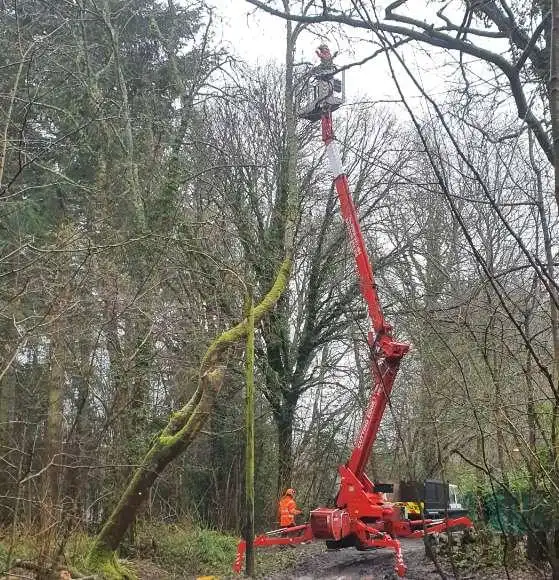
(527, 530, 547, 565)
(38, 336, 65, 573)
(244, 294, 255, 577)
(552, 0, 559, 205)
(276, 400, 296, 497)
(45, 346, 63, 507)
(549, 5, 559, 574)
(87, 258, 291, 575)
(272, 0, 299, 502)
(0, 327, 21, 524)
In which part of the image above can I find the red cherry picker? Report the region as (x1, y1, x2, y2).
(233, 45, 474, 578)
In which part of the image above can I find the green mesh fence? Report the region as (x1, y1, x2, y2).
(462, 490, 554, 534)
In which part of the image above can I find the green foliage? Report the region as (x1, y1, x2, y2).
(0, 531, 37, 571)
(134, 522, 237, 576)
(0, 525, 315, 579)
(0, 540, 7, 571)
(454, 470, 481, 494)
(63, 532, 95, 573)
(68, 532, 138, 579)
(456, 470, 532, 498)
(130, 521, 304, 577)
(86, 549, 137, 580)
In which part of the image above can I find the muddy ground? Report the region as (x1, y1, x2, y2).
(262, 539, 549, 580)
(263, 539, 431, 579)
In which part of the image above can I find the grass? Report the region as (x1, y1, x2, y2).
(0, 529, 36, 574)
(133, 521, 310, 577)
(133, 522, 237, 576)
(0, 522, 307, 579)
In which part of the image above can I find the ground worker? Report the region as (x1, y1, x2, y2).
(278, 488, 302, 527)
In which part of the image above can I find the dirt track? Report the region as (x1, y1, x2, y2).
(261, 538, 549, 580)
(264, 539, 438, 580)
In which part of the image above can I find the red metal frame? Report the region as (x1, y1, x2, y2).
(233, 47, 474, 578)
(233, 525, 314, 573)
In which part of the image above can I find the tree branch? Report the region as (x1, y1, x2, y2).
(246, 0, 554, 163)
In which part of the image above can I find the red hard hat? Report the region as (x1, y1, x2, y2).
(285, 488, 296, 496)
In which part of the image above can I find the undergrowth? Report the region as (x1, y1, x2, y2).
(438, 527, 527, 573)
(1, 522, 303, 578)
(0, 529, 37, 574)
(0, 528, 136, 579)
(130, 522, 237, 576)
(130, 520, 307, 577)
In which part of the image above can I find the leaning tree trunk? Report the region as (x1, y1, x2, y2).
(87, 259, 291, 576)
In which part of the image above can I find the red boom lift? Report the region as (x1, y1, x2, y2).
(233, 45, 473, 578)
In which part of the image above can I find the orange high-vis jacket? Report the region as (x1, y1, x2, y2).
(278, 494, 301, 527)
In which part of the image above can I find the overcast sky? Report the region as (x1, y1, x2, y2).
(203, 0, 522, 152)
(213, 0, 286, 63)
(208, 1, 489, 115)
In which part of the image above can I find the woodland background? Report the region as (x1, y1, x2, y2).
(1, 0, 559, 577)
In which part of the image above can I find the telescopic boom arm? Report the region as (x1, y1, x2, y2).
(233, 44, 474, 579)
(313, 59, 409, 483)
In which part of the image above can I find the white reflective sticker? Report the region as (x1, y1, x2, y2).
(326, 142, 344, 178)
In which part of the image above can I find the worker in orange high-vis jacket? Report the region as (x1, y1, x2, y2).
(278, 488, 302, 527)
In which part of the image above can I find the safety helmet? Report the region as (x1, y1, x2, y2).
(285, 488, 296, 496)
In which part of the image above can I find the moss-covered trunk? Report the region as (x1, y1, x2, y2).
(244, 294, 256, 576)
(87, 258, 291, 572)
